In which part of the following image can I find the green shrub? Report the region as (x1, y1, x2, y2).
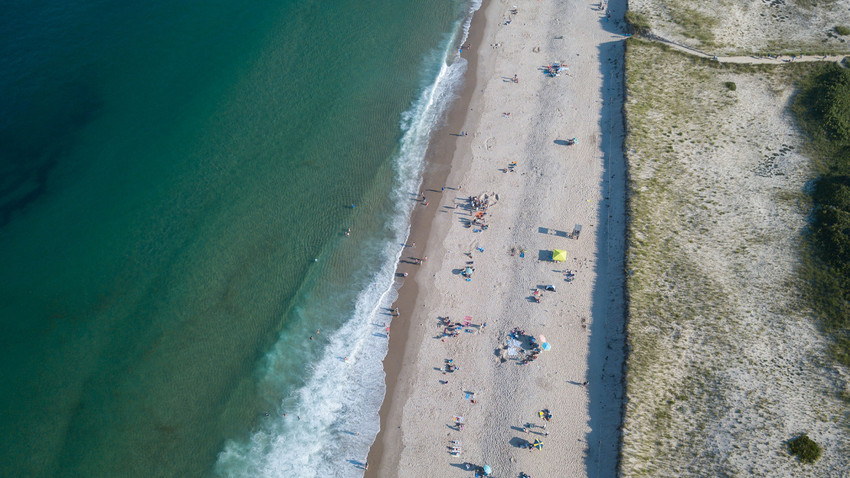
(836, 26, 850, 36)
(625, 11, 651, 35)
(793, 63, 850, 368)
(788, 433, 822, 463)
(818, 72, 850, 142)
(724, 81, 737, 91)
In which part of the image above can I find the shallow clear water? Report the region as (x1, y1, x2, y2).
(0, 1, 474, 476)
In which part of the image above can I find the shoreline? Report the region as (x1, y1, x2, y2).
(364, 2, 491, 475)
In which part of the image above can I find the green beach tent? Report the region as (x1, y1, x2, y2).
(551, 249, 567, 262)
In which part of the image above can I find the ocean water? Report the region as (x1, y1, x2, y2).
(0, 1, 477, 476)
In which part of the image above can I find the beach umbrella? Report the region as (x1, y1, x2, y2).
(541, 342, 551, 351)
(482, 465, 492, 475)
(533, 439, 543, 450)
(552, 249, 567, 262)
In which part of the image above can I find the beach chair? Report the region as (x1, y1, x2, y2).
(571, 224, 582, 239)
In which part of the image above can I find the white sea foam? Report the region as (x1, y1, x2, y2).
(214, 1, 480, 476)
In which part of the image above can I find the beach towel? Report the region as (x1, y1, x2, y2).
(507, 337, 521, 356)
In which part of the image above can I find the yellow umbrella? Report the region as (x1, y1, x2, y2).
(552, 249, 567, 262)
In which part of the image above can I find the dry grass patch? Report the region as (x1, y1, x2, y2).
(627, 0, 850, 54)
(621, 39, 850, 477)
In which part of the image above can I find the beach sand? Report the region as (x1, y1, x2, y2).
(366, 0, 629, 475)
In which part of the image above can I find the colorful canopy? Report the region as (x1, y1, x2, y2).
(552, 249, 567, 262)
(533, 439, 543, 449)
(482, 465, 492, 474)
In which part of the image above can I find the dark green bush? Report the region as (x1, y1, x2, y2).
(812, 67, 850, 142)
(788, 433, 822, 463)
(836, 25, 850, 36)
(813, 177, 850, 272)
(724, 81, 737, 91)
(813, 176, 850, 210)
(793, 63, 850, 368)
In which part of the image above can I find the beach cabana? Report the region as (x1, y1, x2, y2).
(482, 465, 492, 475)
(551, 249, 567, 262)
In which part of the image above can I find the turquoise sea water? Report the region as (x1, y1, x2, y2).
(0, 1, 476, 476)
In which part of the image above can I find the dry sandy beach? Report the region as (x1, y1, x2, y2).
(366, 0, 629, 476)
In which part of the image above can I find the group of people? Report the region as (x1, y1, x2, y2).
(523, 332, 543, 365)
(543, 62, 566, 77)
(442, 358, 458, 374)
(470, 210, 488, 230)
(464, 194, 497, 232)
(520, 346, 542, 365)
(468, 193, 494, 212)
(440, 316, 472, 340)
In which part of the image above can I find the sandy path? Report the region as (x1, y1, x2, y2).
(641, 32, 847, 64)
(367, 0, 629, 476)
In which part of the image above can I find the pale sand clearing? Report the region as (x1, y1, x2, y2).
(367, 0, 629, 476)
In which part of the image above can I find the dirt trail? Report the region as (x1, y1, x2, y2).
(640, 33, 846, 65)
